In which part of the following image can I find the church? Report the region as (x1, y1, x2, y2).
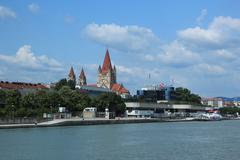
(68, 49, 130, 98)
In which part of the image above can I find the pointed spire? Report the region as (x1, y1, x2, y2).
(68, 66, 76, 81)
(98, 65, 102, 73)
(79, 68, 85, 79)
(101, 49, 112, 74)
(79, 68, 87, 86)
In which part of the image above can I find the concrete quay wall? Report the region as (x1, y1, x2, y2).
(0, 118, 187, 129)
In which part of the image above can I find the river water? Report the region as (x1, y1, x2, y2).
(0, 120, 240, 160)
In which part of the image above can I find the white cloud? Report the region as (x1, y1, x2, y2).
(196, 9, 207, 25)
(84, 23, 160, 52)
(28, 3, 40, 13)
(0, 5, 16, 19)
(211, 49, 236, 61)
(160, 41, 201, 66)
(178, 26, 221, 47)
(178, 16, 240, 49)
(0, 45, 63, 71)
(143, 41, 201, 67)
(194, 63, 226, 76)
(83, 17, 240, 96)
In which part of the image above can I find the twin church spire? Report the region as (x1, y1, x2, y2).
(68, 66, 87, 87)
(67, 49, 129, 95)
(68, 49, 115, 88)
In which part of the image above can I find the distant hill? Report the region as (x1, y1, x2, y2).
(217, 97, 240, 102)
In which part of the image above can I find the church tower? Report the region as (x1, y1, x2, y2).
(97, 49, 116, 89)
(78, 68, 87, 86)
(68, 66, 76, 82)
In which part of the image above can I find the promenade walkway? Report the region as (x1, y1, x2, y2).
(0, 117, 193, 129)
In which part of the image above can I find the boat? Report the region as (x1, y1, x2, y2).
(194, 113, 222, 121)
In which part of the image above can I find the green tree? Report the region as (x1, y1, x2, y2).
(55, 78, 68, 90)
(219, 107, 240, 115)
(0, 90, 6, 107)
(5, 90, 21, 108)
(58, 86, 91, 114)
(67, 80, 76, 90)
(95, 93, 126, 116)
(173, 87, 201, 104)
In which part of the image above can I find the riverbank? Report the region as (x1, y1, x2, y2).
(0, 118, 190, 129)
(1, 117, 239, 129)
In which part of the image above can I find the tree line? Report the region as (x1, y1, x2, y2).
(125, 87, 202, 105)
(0, 78, 126, 118)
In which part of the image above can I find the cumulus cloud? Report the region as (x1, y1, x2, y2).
(84, 23, 160, 52)
(178, 16, 240, 49)
(0, 5, 16, 19)
(196, 9, 207, 25)
(144, 41, 201, 67)
(83, 17, 240, 96)
(28, 3, 40, 13)
(0, 45, 63, 71)
(194, 63, 226, 76)
(211, 49, 236, 61)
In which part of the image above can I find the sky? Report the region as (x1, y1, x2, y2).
(0, 0, 240, 97)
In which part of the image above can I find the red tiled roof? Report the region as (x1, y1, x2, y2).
(111, 83, 129, 94)
(0, 81, 48, 90)
(101, 49, 112, 74)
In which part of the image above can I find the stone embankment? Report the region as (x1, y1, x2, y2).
(0, 118, 188, 129)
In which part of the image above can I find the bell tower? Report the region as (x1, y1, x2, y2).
(68, 66, 76, 82)
(97, 49, 116, 89)
(78, 68, 87, 86)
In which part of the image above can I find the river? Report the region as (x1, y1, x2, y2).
(0, 120, 240, 160)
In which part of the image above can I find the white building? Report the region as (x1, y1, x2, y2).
(125, 102, 207, 118)
(201, 98, 223, 108)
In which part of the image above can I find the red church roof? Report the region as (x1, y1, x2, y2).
(101, 49, 113, 74)
(111, 83, 129, 94)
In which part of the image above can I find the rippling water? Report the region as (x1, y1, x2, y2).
(1, 120, 240, 160)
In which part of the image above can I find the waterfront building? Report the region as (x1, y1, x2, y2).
(125, 102, 206, 118)
(201, 98, 223, 108)
(136, 85, 175, 102)
(78, 85, 113, 97)
(0, 81, 48, 95)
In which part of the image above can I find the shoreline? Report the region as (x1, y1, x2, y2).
(0, 118, 190, 129)
(0, 117, 238, 129)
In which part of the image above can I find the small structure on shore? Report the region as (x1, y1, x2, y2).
(53, 107, 72, 119)
(83, 107, 97, 119)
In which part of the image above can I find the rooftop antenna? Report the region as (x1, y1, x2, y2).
(148, 73, 152, 87)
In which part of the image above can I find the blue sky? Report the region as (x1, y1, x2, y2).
(0, 0, 240, 97)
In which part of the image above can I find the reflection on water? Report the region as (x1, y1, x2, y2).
(0, 120, 240, 160)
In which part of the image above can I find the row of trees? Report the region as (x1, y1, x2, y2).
(125, 87, 202, 105)
(219, 107, 240, 115)
(173, 87, 201, 105)
(0, 84, 126, 118)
